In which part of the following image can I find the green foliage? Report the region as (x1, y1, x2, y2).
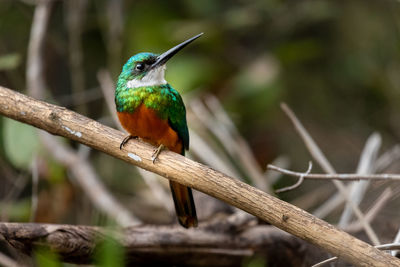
(35, 248, 61, 267)
(2, 118, 41, 170)
(47, 159, 66, 184)
(0, 199, 31, 221)
(0, 53, 21, 71)
(95, 236, 125, 267)
(166, 55, 216, 93)
(243, 255, 267, 267)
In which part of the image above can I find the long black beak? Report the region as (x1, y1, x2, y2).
(150, 33, 203, 69)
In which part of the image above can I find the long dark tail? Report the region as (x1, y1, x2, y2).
(169, 181, 198, 228)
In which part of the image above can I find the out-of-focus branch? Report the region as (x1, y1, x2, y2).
(40, 132, 140, 226)
(339, 133, 381, 228)
(26, 0, 140, 226)
(190, 97, 269, 192)
(0, 252, 19, 267)
(0, 221, 326, 266)
(26, 0, 52, 99)
(344, 188, 392, 233)
(65, 0, 88, 113)
(280, 103, 380, 245)
(0, 87, 399, 266)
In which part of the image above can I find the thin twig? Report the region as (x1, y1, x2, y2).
(339, 133, 381, 228)
(376, 144, 400, 173)
(392, 228, 400, 256)
(205, 95, 270, 192)
(191, 97, 269, 192)
(265, 156, 290, 185)
(275, 161, 312, 193)
(281, 103, 380, 245)
(0, 252, 19, 267)
(312, 191, 345, 219)
(311, 256, 338, 267)
(344, 187, 392, 232)
(189, 129, 242, 178)
(267, 164, 400, 181)
(280, 103, 336, 173)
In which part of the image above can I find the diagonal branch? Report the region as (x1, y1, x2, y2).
(0, 86, 399, 266)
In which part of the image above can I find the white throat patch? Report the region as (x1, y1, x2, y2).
(126, 65, 167, 88)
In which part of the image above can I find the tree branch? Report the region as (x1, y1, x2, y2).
(0, 86, 399, 266)
(0, 220, 326, 266)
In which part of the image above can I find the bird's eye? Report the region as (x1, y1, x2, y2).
(135, 63, 145, 71)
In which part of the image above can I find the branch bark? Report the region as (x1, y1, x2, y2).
(0, 86, 399, 266)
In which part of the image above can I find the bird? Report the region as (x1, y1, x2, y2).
(115, 33, 203, 228)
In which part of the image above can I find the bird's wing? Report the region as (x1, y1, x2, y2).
(166, 85, 189, 153)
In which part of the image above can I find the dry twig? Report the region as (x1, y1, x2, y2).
(267, 164, 400, 181)
(344, 188, 393, 233)
(275, 161, 312, 193)
(339, 133, 381, 228)
(280, 103, 380, 245)
(0, 252, 19, 267)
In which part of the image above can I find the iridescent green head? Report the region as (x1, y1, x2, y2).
(117, 33, 203, 90)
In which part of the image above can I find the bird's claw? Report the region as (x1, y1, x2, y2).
(119, 135, 137, 150)
(151, 144, 165, 164)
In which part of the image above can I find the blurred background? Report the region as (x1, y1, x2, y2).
(1, 0, 400, 264)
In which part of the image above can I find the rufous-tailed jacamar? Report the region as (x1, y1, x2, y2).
(115, 33, 203, 228)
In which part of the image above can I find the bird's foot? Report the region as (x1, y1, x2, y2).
(151, 144, 165, 164)
(119, 135, 138, 150)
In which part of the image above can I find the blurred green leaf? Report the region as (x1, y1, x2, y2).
(95, 236, 125, 267)
(0, 53, 21, 70)
(47, 159, 66, 184)
(0, 199, 31, 221)
(166, 55, 216, 92)
(3, 118, 41, 170)
(35, 248, 61, 267)
(276, 39, 324, 65)
(243, 256, 267, 267)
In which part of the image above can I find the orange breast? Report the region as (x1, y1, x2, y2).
(117, 104, 183, 154)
